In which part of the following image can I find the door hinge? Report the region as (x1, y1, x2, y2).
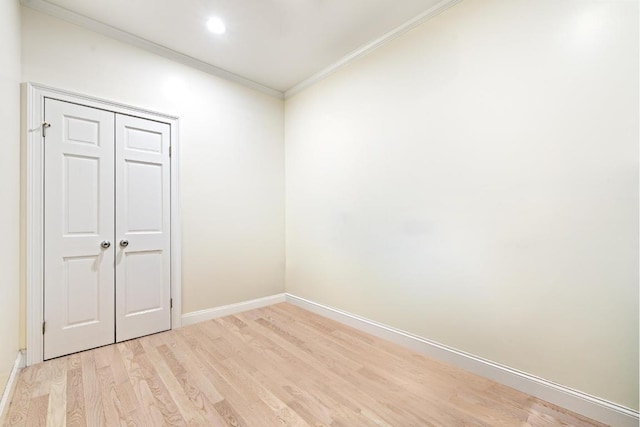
(169, 146, 172, 157)
(42, 122, 51, 138)
(42, 321, 46, 335)
(170, 298, 173, 309)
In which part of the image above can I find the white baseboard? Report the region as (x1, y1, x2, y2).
(0, 350, 26, 421)
(179, 292, 638, 426)
(285, 293, 639, 427)
(181, 293, 287, 327)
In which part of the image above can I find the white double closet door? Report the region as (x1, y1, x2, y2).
(44, 98, 171, 360)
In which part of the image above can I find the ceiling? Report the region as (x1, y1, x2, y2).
(25, 0, 455, 95)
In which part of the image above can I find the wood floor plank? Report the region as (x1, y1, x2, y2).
(173, 325, 279, 427)
(270, 303, 472, 390)
(95, 365, 128, 427)
(5, 303, 608, 427)
(122, 340, 187, 427)
(156, 332, 225, 404)
(197, 318, 338, 425)
(80, 351, 107, 426)
(139, 334, 223, 427)
(45, 357, 67, 427)
(220, 315, 388, 425)
(29, 363, 52, 400)
(5, 364, 38, 426)
(117, 339, 164, 425)
(96, 342, 145, 426)
(236, 314, 438, 425)
(265, 304, 526, 425)
(65, 354, 86, 427)
(219, 357, 309, 427)
(212, 399, 249, 427)
(24, 394, 48, 427)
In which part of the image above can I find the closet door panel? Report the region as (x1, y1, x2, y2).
(115, 115, 171, 342)
(44, 99, 116, 360)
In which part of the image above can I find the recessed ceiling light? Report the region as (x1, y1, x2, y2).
(207, 17, 226, 35)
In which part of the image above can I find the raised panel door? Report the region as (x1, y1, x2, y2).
(115, 114, 171, 342)
(44, 99, 116, 360)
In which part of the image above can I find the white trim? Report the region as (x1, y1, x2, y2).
(170, 120, 182, 330)
(19, 0, 284, 100)
(24, 82, 183, 365)
(24, 82, 43, 367)
(181, 294, 287, 327)
(0, 351, 26, 420)
(284, 0, 462, 98)
(285, 293, 639, 427)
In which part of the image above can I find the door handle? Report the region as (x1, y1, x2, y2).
(100, 241, 111, 249)
(120, 240, 129, 248)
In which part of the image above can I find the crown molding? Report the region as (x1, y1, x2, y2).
(20, 0, 284, 99)
(20, 0, 463, 101)
(284, 0, 462, 99)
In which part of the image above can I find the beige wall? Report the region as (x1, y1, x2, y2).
(285, 0, 639, 409)
(21, 8, 285, 342)
(0, 0, 22, 392)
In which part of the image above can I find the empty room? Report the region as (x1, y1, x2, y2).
(0, 0, 638, 425)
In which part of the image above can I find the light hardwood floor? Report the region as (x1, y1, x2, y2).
(2, 303, 606, 426)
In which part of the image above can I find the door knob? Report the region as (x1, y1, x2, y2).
(100, 241, 111, 249)
(120, 240, 129, 247)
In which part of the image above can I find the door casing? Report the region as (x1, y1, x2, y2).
(24, 82, 182, 366)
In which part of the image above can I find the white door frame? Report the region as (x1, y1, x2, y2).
(24, 82, 182, 366)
